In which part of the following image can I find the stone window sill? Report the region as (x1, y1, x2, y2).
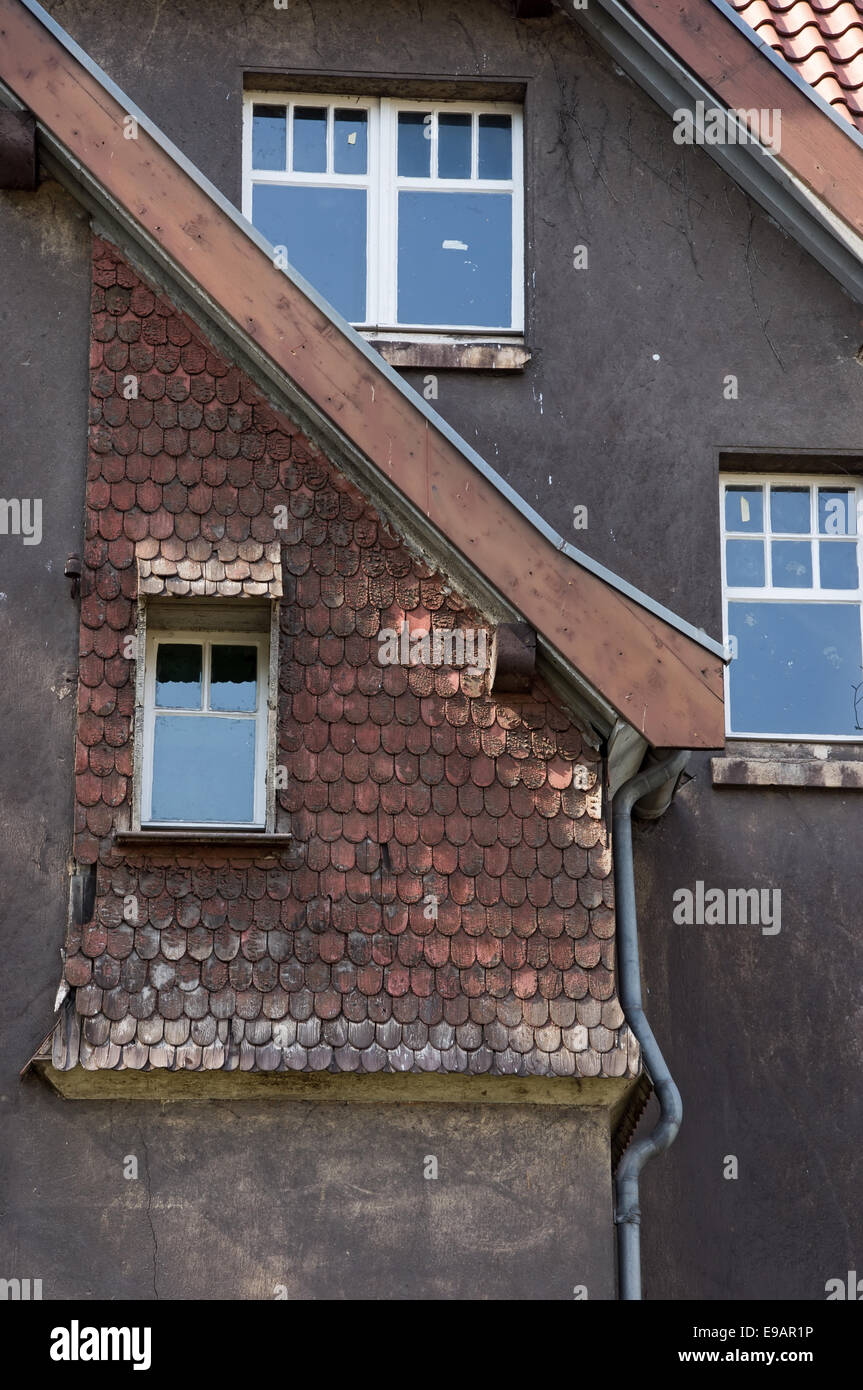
(712, 745, 863, 788)
(363, 336, 531, 371)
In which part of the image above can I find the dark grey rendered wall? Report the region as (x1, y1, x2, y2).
(0, 0, 859, 1299)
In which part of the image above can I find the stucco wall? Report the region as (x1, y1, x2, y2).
(5, 1089, 615, 1299)
(636, 757, 862, 1302)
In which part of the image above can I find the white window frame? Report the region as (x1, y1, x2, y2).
(720, 473, 863, 742)
(242, 92, 524, 336)
(141, 628, 270, 828)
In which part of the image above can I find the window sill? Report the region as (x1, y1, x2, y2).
(116, 830, 292, 846)
(711, 748, 863, 788)
(363, 336, 531, 371)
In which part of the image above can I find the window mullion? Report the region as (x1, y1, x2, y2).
(512, 111, 524, 332)
(764, 528, 773, 587)
(241, 98, 252, 220)
(367, 98, 383, 327)
(379, 99, 397, 328)
(202, 638, 210, 711)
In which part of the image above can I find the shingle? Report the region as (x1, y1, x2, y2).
(163, 1011, 188, 1045)
(59, 240, 632, 1085)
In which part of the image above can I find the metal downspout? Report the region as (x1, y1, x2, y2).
(612, 749, 690, 1300)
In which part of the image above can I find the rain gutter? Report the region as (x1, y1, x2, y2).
(612, 748, 690, 1300)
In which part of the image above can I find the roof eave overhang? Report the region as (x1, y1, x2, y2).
(566, 0, 863, 303)
(0, 0, 726, 749)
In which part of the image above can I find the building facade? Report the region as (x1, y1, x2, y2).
(1, 0, 860, 1300)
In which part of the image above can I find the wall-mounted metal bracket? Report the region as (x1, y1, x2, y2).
(64, 553, 82, 600)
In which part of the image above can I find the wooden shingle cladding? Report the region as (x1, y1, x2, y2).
(57, 238, 638, 1081)
(0, 0, 725, 750)
(136, 540, 283, 600)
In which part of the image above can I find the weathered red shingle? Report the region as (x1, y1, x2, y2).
(53, 238, 638, 1082)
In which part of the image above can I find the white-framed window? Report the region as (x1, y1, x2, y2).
(242, 93, 524, 334)
(720, 475, 863, 739)
(141, 629, 270, 826)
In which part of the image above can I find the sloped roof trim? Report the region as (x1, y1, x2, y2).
(8, 0, 723, 667)
(570, 0, 863, 301)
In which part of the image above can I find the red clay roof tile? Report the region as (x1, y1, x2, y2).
(732, 0, 863, 127)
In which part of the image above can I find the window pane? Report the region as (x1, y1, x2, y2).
(210, 645, 257, 711)
(819, 488, 855, 536)
(438, 113, 471, 178)
(252, 105, 286, 170)
(771, 540, 812, 587)
(398, 191, 512, 327)
(292, 106, 327, 173)
(155, 644, 202, 709)
(252, 184, 367, 321)
(728, 601, 862, 735)
(398, 112, 431, 177)
(334, 108, 367, 174)
(770, 486, 810, 534)
(151, 715, 256, 822)
(478, 114, 512, 179)
(820, 541, 859, 590)
(725, 539, 764, 587)
(725, 486, 763, 534)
